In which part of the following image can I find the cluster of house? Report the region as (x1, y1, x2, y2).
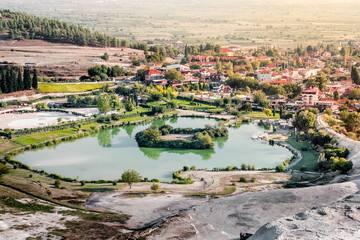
(141, 43, 360, 113)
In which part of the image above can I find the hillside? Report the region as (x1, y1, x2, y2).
(1, 0, 360, 46)
(0, 9, 130, 48)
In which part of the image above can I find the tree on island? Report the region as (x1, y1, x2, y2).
(121, 169, 142, 189)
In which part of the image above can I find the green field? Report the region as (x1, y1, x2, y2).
(38, 83, 115, 93)
(13, 129, 77, 145)
(286, 135, 319, 171)
(2, 0, 359, 47)
(238, 111, 280, 120)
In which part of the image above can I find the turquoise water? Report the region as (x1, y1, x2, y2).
(15, 118, 292, 181)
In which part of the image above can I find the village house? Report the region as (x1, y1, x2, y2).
(257, 70, 273, 82)
(301, 86, 323, 105)
(145, 69, 164, 82)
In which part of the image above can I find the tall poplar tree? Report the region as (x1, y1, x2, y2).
(17, 66, 24, 91)
(23, 67, 32, 90)
(32, 68, 38, 89)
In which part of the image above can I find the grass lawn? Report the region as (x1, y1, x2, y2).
(174, 99, 217, 110)
(38, 83, 115, 93)
(0, 139, 22, 156)
(13, 128, 76, 145)
(286, 135, 319, 171)
(7, 168, 123, 193)
(239, 111, 280, 120)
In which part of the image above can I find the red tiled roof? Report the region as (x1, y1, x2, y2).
(221, 48, 233, 53)
(269, 80, 291, 84)
(146, 69, 162, 75)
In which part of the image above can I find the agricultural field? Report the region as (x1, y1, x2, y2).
(38, 83, 115, 93)
(1, 0, 359, 47)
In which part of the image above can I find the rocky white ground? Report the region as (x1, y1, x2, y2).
(0, 201, 78, 240)
(250, 180, 360, 240)
(0, 112, 86, 129)
(86, 181, 358, 239)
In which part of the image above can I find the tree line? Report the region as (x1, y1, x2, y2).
(0, 10, 181, 59)
(0, 65, 38, 94)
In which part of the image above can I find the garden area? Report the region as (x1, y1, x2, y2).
(38, 83, 115, 93)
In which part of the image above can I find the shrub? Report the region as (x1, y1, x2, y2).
(300, 165, 307, 172)
(54, 179, 61, 188)
(183, 166, 189, 171)
(112, 181, 117, 186)
(151, 183, 160, 191)
(276, 164, 285, 172)
(80, 180, 86, 186)
(241, 163, 247, 170)
(29, 174, 33, 178)
(239, 177, 247, 183)
(250, 177, 256, 182)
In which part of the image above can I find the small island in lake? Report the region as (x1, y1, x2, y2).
(135, 124, 228, 149)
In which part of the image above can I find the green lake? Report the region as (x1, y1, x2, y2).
(15, 117, 292, 181)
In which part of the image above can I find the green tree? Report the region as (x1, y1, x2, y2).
(151, 183, 160, 191)
(0, 163, 11, 179)
(214, 98, 224, 108)
(101, 52, 110, 61)
(23, 67, 32, 90)
(242, 102, 253, 112)
(276, 164, 285, 172)
(121, 169, 142, 189)
(251, 60, 260, 70)
(165, 69, 183, 82)
(351, 66, 360, 85)
(348, 89, 360, 100)
(97, 94, 111, 114)
(333, 90, 339, 101)
(189, 63, 201, 70)
(36, 102, 48, 110)
(17, 66, 24, 91)
(292, 109, 316, 131)
(254, 90, 270, 108)
(343, 111, 360, 132)
(54, 179, 61, 188)
(125, 100, 135, 112)
(264, 108, 272, 117)
(32, 68, 38, 89)
(329, 157, 353, 174)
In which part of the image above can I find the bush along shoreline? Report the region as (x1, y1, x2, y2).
(135, 124, 229, 149)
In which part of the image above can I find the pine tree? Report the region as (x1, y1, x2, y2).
(32, 68, 38, 89)
(23, 67, 32, 90)
(184, 44, 188, 58)
(351, 66, 360, 85)
(17, 66, 24, 91)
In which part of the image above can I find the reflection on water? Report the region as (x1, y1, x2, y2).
(213, 136, 228, 149)
(139, 147, 216, 161)
(124, 124, 136, 137)
(97, 128, 121, 148)
(169, 117, 178, 124)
